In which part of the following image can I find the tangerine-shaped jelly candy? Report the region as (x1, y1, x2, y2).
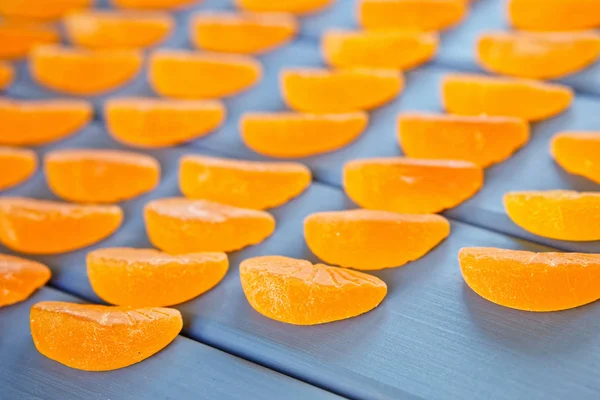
(0, 197, 123, 254)
(551, 132, 600, 184)
(305, 210, 450, 270)
(504, 191, 600, 241)
(87, 248, 228, 307)
(344, 157, 483, 214)
(191, 12, 297, 55)
(281, 68, 403, 112)
(0, 0, 92, 21)
(398, 113, 529, 168)
(508, 0, 600, 31)
(235, 0, 332, 14)
(0, 61, 14, 90)
(460, 247, 600, 312)
(64, 11, 174, 50)
(111, 0, 199, 10)
(180, 155, 311, 210)
(45, 149, 160, 203)
(30, 301, 182, 371)
(477, 31, 600, 80)
(240, 256, 387, 325)
(240, 112, 368, 158)
(105, 97, 225, 148)
(0, 98, 92, 146)
(0, 254, 50, 307)
(0, 22, 59, 60)
(322, 30, 438, 70)
(31, 45, 143, 95)
(0, 147, 37, 191)
(442, 74, 573, 122)
(150, 50, 262, 99)
(359, 0, 467, 32)
(145, 198, 275, 253)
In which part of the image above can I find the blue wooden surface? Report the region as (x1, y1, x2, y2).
(2, 0, 600, 399)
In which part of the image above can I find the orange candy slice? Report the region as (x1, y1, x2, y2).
(0, 147, 37, 191)
(0, 22, 59, 60)
(508, 0, 600, 31)
(344, 157, 483, 214)
(179, 155, 311, 210)
(0, 254, 50, 307)
(234, 0, 332, 14)
(551, 132, 600, 184)
(145, 198, 275, 253)
(359, 0, 467, 32)
(398, 113, 530, 168)
(0, 197, 123, 254)
(305, 210, 450, 270)
(0, 98, 92, 146)
(191, 12, 297, 55)
(45, 149, 160, 203)
(442, 74, 574, 122)
(240, 256, 387, 325)
(31, 45, 143, 95)
(322, 30, 438, 70)
(0, 0, 92, 21)
(64, 11, 174, 50)
(87, 248, 228, 307)
(477, 31, 600, 80)
(460, 247, 600, 312)
(31, 301, 182, 371)
(240, 112, 368, 158)
(504, 191, 600, 241)
(281, 68, 403, 112)
(105, 98, 225, 148)
(111, 0, 199, 10)
(0, 61, 14, 89)
(149, 50, 262, 99)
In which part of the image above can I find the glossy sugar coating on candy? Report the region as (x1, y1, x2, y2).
(45, 149, 160, 203)
(0, 98, 91, 146)
(0, 22, 59, 60)
(0, 254, 50, 307)
(551, 132, 600, 184)
(322, 29, 438, 70)
(145, 198, 275, 253)
(508, 0, 600, 31)
(0, 197, 123, 254)
(398, 113, 530, 168)
(459, 247, 600, 312)
(179, 155, 311, 210)
(64, 11, 174, 50)
(442, 74, 573, 122)
(87, 248, 228, 307)
(240, 112, 368, 158)
(0, 147, 37, 191)
(0, 62, 13, 89)
(281, 68, 403, 112)
(191, 12, 297, 55)
(111, 0, 200, 10)
(344, 157, 483, 214)
(305, 210, 450, 270)
(150, 50, 262, 99)
(30, 301, 182, 371)
(30, 45, 143, 95)
(239, 256, 387, 325)
(235, 0, 332, 14)
(477, 31, 600, 80)
(504, 191, 600, 241)
(105, 97, 225, 148)
(0, 0, 92, 21)
(358, 0, 467, 32)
